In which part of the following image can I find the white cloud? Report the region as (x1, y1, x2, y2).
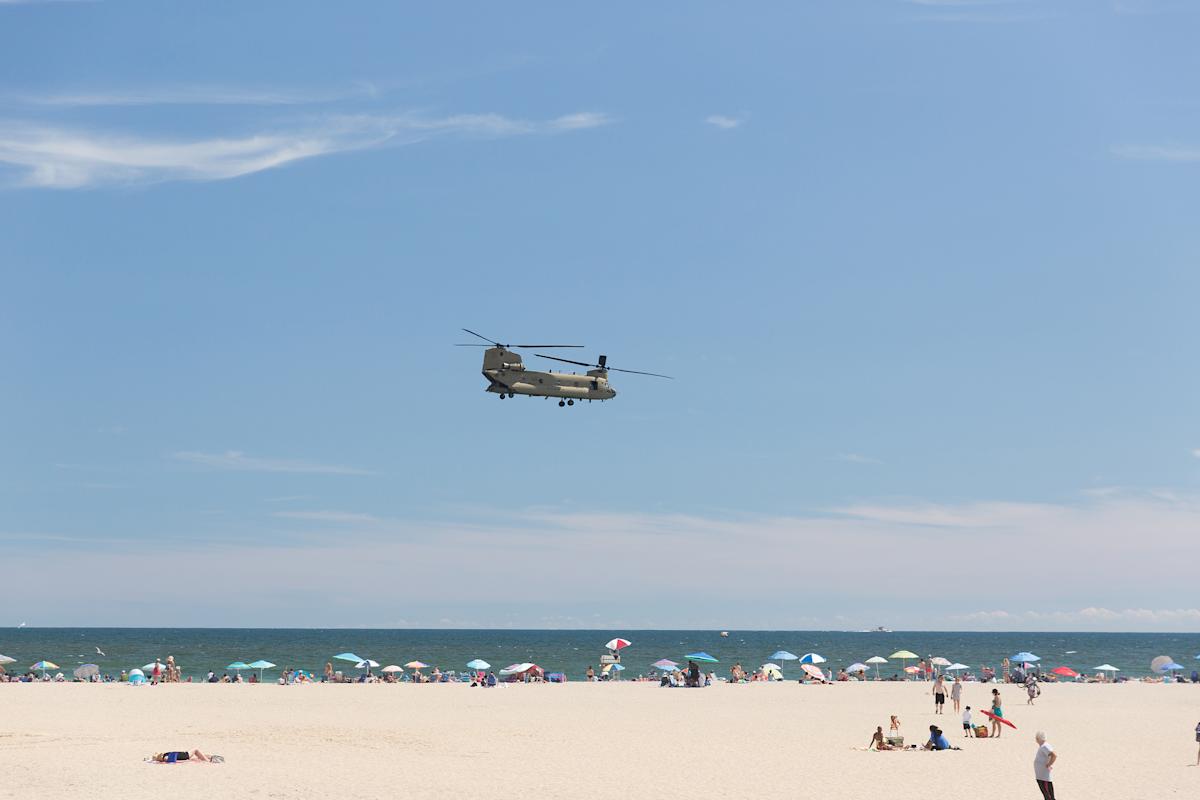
(1111, 144, 1200, 162)
(1191, 448, 1200, 458)
(4, 85, 377, 107)
(172, 450, 373, 476)
(955, 606, 1200, 628)
(835, 453, 883, 465)
(705, 115, 741, 130)
(0, 110, 612, 189)
(272, 510, 379, 524)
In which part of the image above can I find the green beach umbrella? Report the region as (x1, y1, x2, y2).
(248, 660, 276, 681)
(684, 652, 719, 663)
(226, 661, 251, 675)
(889, 650, 918, 678)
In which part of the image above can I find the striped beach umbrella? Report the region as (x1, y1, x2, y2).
(31, 660, 58, 676)
(799, 653, 826, 664)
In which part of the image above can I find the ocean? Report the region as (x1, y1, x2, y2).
(2, 629, 1196, 680)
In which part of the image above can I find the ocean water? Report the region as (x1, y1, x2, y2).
(1, 629, 1197, 680)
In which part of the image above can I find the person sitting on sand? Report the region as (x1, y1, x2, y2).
(923, 725, 951, 751)
(148, 750, 223, 764)
(868, 726, 893, 750)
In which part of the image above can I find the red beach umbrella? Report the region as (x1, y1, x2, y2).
(1051, 666, 1078, 678)
(980, 709, 1017, 729)
(605, 638, 632, 651)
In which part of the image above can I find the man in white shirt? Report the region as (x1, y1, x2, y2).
(962, 706, 973, 737)
(1034, 731, 1057, 799)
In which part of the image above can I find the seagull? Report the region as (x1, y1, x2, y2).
(95, 647, 106, 656)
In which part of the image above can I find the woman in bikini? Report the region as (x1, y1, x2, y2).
(990, 688, 1004, 738)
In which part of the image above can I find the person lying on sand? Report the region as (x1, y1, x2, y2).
(147, 750, 224, 764)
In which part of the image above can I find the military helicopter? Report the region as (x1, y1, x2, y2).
(456, 329, 671, 406)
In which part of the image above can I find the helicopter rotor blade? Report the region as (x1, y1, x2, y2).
(461, 328, 499, 345)
(534, 353, 672, 379)
(533, 354, 595, 367)
(608, 366, 673, 379)
(513, 344, 584, 349)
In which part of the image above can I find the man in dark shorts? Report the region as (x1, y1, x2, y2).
(932, 675, 948, 714)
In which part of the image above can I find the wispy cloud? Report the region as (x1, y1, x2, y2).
(835, 453, 883, 465)
(4, 85, 379, 108)
(172, 450, 373, 476)
(1192, 448, 1200, 458)
(954, 606, 1200, 627)
(1112, 144, 1200, 162)
(272, 510, 379, 524)
(0, 111, 612, 189)
(705, 115, 742, 130)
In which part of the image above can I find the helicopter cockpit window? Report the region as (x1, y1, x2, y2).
(590, 380, 598, 390)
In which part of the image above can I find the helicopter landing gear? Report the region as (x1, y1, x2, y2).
(499, 393, 506, 399)
(558, 400, 565, 407)
(567, 399, 574, 406)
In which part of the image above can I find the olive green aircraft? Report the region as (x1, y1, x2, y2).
(456, 329, 671, 406)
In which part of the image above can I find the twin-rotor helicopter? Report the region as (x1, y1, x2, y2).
(456, 329, 671, 406)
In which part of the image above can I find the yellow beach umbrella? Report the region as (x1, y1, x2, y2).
(889, 650, 918, 678)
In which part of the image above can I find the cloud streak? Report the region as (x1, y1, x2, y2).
(0, 111, 612, 188)
(173, 450, 373, 476)
(1112, 144, 1200, 162)
(4, 85, 380, 108)
(705, 115, 742, 130)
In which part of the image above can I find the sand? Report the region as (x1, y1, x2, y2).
(1, 680, 1196, 799)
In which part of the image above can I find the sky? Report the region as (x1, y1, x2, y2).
(2, 0, 1198, 631)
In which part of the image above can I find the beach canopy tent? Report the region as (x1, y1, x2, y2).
(651, 659, 679, 670)
(466, 659, 491, 671)
(800, 664, 825, 680)
(381, 665, 404, 673)
(333, 652, 362, 663)
(1051, 666, 1078, 678)
(605, 638, 632, 651)
(404, 661, 429, 669)
(499, 663, 544, 681)
(771, 650, 799, 661)
(1011, 652, 1040, 663)
(73, 664, 99, 680)
(799, 653, 826, 664)
(946, 663, 970, 671)
(684, 652, 719, 664)
(1094, 664, 1119, 672)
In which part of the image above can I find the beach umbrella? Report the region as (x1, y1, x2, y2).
(226, 661, 250, 675)
(761, 664, 783, 680)
(333, 652, 362, 663)
(1150, 655, 1176, 674)
(866, 655, 888, 680)
(1011, 652, 1040, 664)
(142, 660, 167, 672)
(904, 665, 920, 674)
(381, 665, 404, 673)
(466, 659, 491, 671)
(1051, 666, 1078, 678)
(846, 662, 868, 675)
(1093, 664, 1119, 672)
(946, 663, 970, 671)
(771, 650, 799, 662)
(605, 638, 632, 651)
(651, 659, 678, 670)
(762, 662, 782, 670)
(0, 654, 15, 665)
(31, 660, 58, 676)
(1160, 661, 1185, 672)
(889, 650, 918, 677)
(356, 659, 381, 670)
(404, 660, 429, 669)
(800, 663, 825, 681)
(798, 653, 826, 664)
(981, 709, 1017, 729)
(684, 652, 719, 663)
(73, 663, 99, 680)
(248, 660, 275, 681)
(128, 668, 144, 676)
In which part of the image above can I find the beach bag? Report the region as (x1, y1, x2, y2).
(885, 735, 904, 747)
(975, 726, 989, 738)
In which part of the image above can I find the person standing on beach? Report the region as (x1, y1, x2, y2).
(1194, 720, 1199, 765)
(1033, 731, 1057, 799)
(962, 706, 973, 738)
(932, 675, 948, 714)
(585, 665, 595, 682)
(990, 689, 1004, 738)
(1026, 675, 1039, 705)
(951, 675, 963, 712)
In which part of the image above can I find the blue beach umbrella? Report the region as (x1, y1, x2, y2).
(1011, 652, 1040, 663)
(333, 652, 362, 663)
(226, 661, 250, 676)
(799, 653, 827, 664)
(771, 650, 798, 661)
(466, 659, 490, 671)
(684, 652, 719, 663)
(248, 660, 276, 681)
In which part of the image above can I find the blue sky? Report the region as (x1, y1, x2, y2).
(2, 0, 1198, 630)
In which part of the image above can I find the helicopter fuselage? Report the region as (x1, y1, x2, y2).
(481, 347, 616, 402)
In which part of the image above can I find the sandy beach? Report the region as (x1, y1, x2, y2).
(1, 681, 1195, 799)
